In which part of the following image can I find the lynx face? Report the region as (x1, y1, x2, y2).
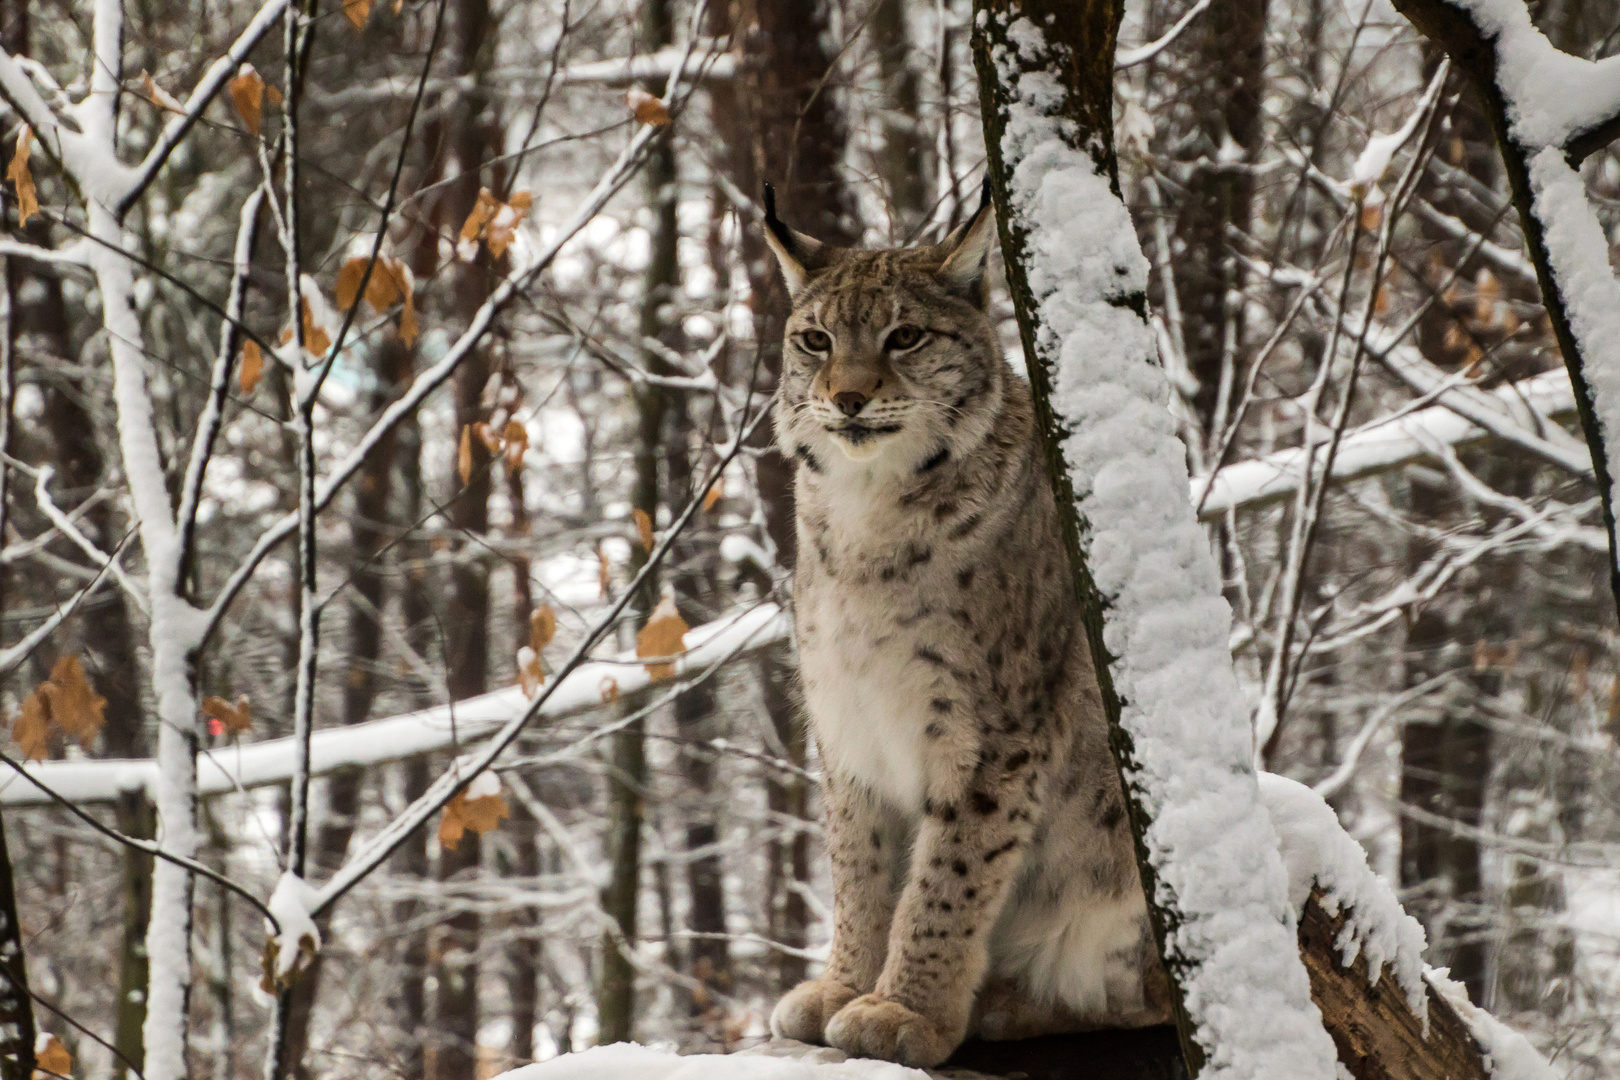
(769, 201, 1005, 472)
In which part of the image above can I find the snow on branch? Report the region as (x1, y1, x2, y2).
(0, 601, 788, 808)
(1193, 369, 1579, 520)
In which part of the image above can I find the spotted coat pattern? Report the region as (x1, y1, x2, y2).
(762, 203, 1170, 1068)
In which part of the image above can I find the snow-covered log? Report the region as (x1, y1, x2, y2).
(1388, 0, 1620, 619)
(970, 2, 1339, 1076)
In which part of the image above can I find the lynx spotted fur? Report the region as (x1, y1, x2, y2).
(763, 188, 1170, 1068)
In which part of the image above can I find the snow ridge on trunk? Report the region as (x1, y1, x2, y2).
(1525, 148, 1620, 567)
(982, 12, 1338, 1078)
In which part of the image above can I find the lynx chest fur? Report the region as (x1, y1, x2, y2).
(763, 187, 1169, 1068)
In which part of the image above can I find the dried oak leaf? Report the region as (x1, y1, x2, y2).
(12, 688, 50, 762)
(457, 424, 474, 485)
(459, 188, 500, 245)
(203, 694, 253, 736)
(300, 296, 331, 356)
(343, 0, 373, 29)
(599, 676, 620, 704)
(517, 646, 542, 698)
(438, 788, 509, 851)
(7, 124, 37, 226)
(597, 543, 612, 599)
(632, 507, 655, 554)
(141, 71, 185, 114)
(36, 1033, 73, 1079)
(503, 419, 529, 475)
(626, 87, 670, 127)
(637, 592, 689, 682)
(485, 191, 531, 258)
(702, 478, 723, 512)
(228, 64, 266, 136)
(43, 655, 105, 748)
(239, 339, 264, 394)
(529, 605, 556, 655)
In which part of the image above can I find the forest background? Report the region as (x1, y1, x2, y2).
(0, 0, 1617, 1077)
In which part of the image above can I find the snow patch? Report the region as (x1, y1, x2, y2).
(494, 1044, 929, 1080)
(1427, 969, 1561, 1080)
(265, 871, 322, 985)
(987, 13, 1339, 1078)
(1526, 147, 1620, 565)
(1258, 775, 1428, 1021)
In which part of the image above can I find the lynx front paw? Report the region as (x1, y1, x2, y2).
(825, 993, 962, 1068)
(770, 977, 860, 1044)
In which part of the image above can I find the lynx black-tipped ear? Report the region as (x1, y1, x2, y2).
(761, 182, 832, 298)
(936, 178, 995, 307)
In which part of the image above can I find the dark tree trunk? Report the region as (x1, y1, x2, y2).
(872, 0, 933, 238)
(280, 332, 412, 1080)
(1170, 0, 1267, 443)
(0, 811, 36, 1080)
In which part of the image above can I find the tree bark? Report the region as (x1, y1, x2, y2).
(0, 810, 35, 1080)
(1297, 892, 1487, 1080)
(872, 0, 933, 239)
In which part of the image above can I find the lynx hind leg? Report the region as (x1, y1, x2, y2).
(971, 978, 1098, 1041)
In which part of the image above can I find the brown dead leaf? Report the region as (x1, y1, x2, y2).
(503, 419, 528, 474)
(202, 694, 253, 736)
(141, 71, 186, 114)
(600, 676, 620, 704)
(1358, 201, 1382, 233)
(7, 124, 37, 227)
(438, 788, 509, 851)
(12, 688, 50, 762)
(266, 85, 284, 107)
(336, 256, 417, 344)
(398, 287, 419, 346)
(529, 605, 556, 655)
(474, 420, 505, 455)
(240, 340, 264, 394)
(702, 479, 723, 512)
(637, 593, 689, 681)
(518, 647, 542, 697)
(485, 191, 531, 259)
(37, 1033, 73, 1078)
(229, 64, 266, 136)
(43, 655, 105, 748)
(300, 297, 331, 356)
(459, 188, 500, 244)
(343, 0, 373, 29)
(633, 508, 655, 554)
(457, 425, 474, 485)
(626, 87, 670, 127)
(597, 543, 612, 598)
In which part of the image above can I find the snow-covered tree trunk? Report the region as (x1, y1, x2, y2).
(1389, 0, 1620, 621)
(971, 2, 1341, 1075)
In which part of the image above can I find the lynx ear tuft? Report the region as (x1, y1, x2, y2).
(936, 178, 995, 307)
(762, 182, 832, 298)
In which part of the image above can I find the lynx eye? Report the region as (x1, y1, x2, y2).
(885, 325, 926, 352)
(798, 329, 832, 353)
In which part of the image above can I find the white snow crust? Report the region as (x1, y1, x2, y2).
(986, 13, 1338, 1078)
(1526, 147, 1620, 553)
(494, 1044, 928, 1080)
(1448, 0, 1620, 150)
(1258, 775, 1428, 1020)
(265, 871, 322, 981)
(1427, 969, 1561, 1080)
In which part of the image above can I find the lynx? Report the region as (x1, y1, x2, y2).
(763, 185, 1170, 1068)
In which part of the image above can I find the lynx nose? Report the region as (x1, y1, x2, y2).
(832, 391, 868, 417)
